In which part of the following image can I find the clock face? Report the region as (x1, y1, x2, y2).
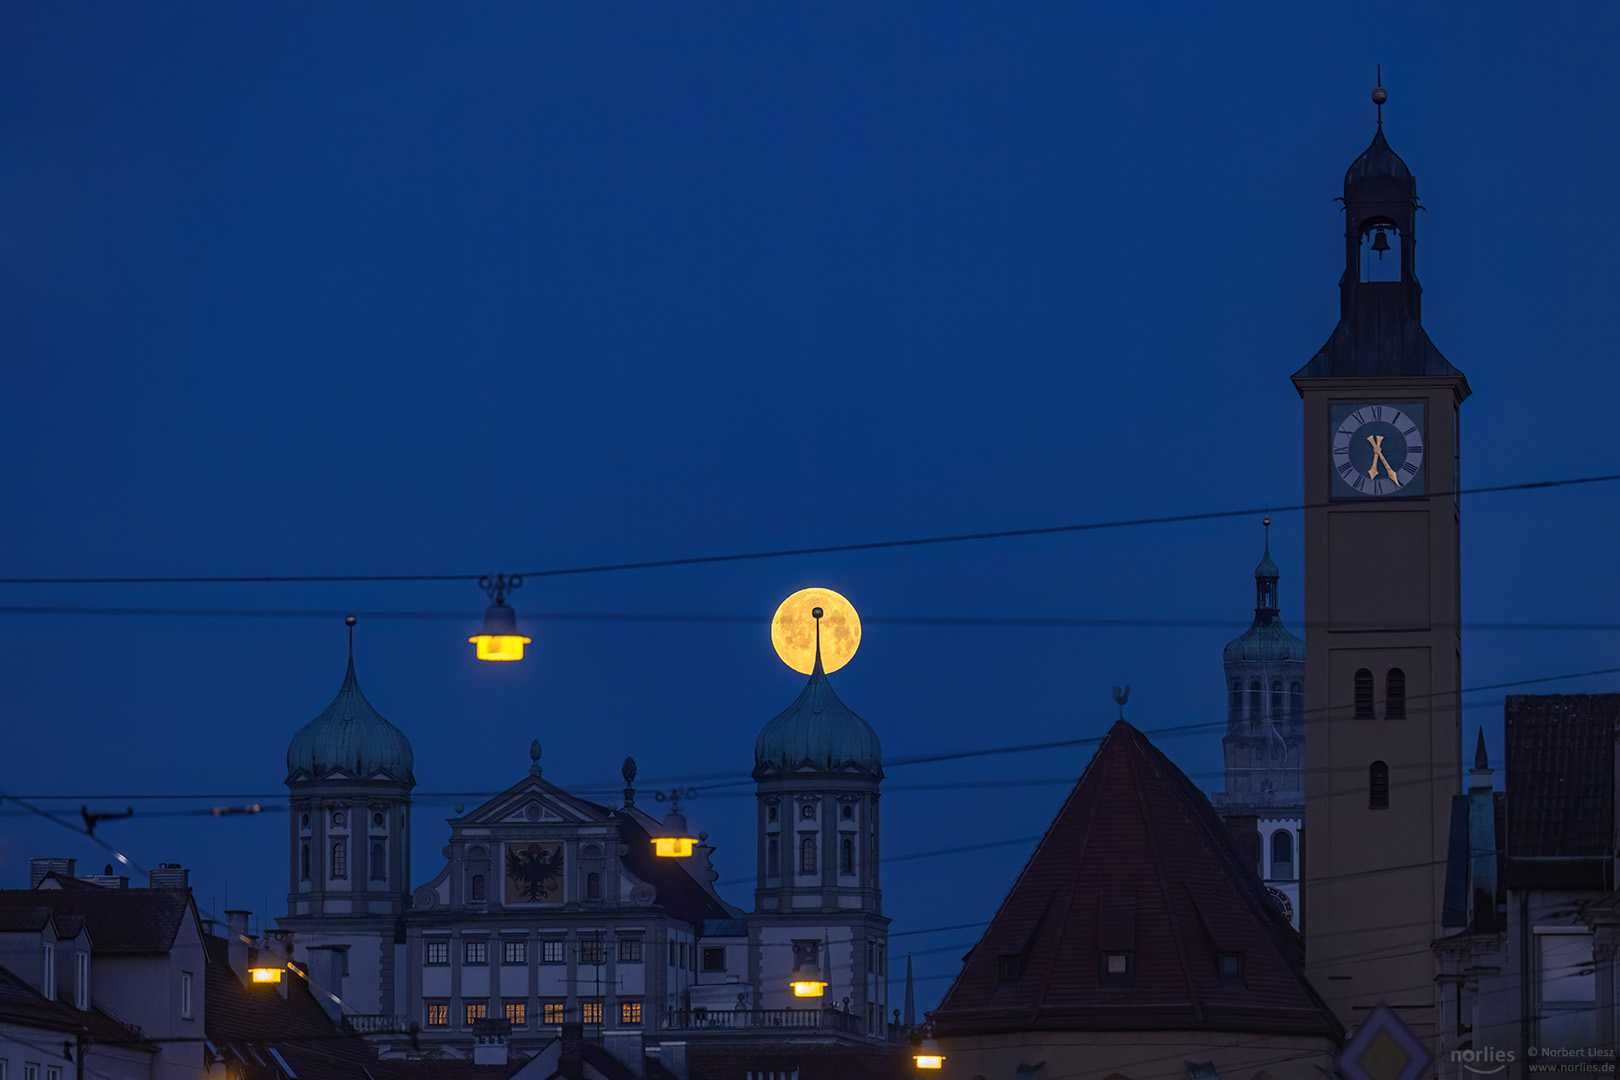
(1330, 402, 1425, 497)
(1266, 885, 1295, 922)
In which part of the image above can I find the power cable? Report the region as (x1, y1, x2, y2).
(3, 470, 1615, 586)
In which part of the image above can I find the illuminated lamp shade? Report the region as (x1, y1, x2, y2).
(789, 949, 826, 997)
(652, 811, 695, 858)
(470, 574, 531, 662)
(249, 967, 283, 984)
(914, 1036, 945, 1069)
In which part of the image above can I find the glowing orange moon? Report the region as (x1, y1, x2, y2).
(771, 587, 862, 674)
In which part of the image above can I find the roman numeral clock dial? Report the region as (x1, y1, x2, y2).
(1329, 402, 1426, 498)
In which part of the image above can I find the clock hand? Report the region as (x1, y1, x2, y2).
(1366, 434, 1402, 487)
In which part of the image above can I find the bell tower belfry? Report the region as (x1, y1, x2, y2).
(1292, 81, 1469, 1045)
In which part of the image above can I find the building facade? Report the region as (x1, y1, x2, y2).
(274, 629, 893, 1069)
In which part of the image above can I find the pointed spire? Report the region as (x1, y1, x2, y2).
(903, 952, 916, 1026)
(811, 606, 826, 676)
(1474, 728, 1489, 771)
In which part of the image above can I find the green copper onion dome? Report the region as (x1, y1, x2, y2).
(286, 655, 415, 785)
(754, 650, 882, 777)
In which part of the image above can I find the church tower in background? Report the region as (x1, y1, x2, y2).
(1213, 519, 1305, 929)
(1293, 85, 1469, 1044)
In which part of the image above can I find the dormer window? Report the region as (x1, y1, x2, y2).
(996, 954, 1023, 983)
(1100, 951, 1133, 987)
(1218, 952, 1244, 982)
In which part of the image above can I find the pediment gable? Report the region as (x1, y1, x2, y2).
(454, 775, 614, 828)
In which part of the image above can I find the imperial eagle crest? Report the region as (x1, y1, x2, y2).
(505, 842, 565, 903)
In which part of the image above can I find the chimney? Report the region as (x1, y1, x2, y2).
(225, 911, 251, 982)
(307, 947, 345, 1025)
(149, 863, 190, 889)
(30, 858, 76, 888)
(472, 1018, 510, 1066)
(559, 1022, 585, 1080)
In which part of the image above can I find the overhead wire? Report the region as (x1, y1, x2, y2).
(1, 469, 1615, 586)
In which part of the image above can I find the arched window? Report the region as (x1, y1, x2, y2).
(1386, 668, 1406, 719)
(800, 836, 817, 875)
(840, 836, 854, 876)
(1247, 680, 1262, 718)
(1270, 680, 1283, 719)
(767, 835, 779, 878)
(1270, 831, 1294, 879)
(586, 872, 601, 900)
(470, 874, 485, 901)
(1354, 669, 1374, 719)
(1369, 761, 1390, 809)
(1229, 680, 1242, 722)
(1290, 681, 1303, 724)
(331, 841, 347, 879)
(300, 843, 310, 881)
(370, 842, 386, 881)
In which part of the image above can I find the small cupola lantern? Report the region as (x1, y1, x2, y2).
(469, 574, 531, 662)
(651, 788, 697, 858)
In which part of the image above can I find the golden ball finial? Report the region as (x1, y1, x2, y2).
(1372, 86, 1387, 106)
(345, 615, 357, 627)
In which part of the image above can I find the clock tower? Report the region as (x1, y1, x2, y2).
(1292, 87, 1469, 1046)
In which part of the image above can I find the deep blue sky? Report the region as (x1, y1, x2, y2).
(4, 4, 1619, 1011)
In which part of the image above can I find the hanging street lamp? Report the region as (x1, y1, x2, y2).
(651, 788, 698, 858)
(469, 574, 532, 661)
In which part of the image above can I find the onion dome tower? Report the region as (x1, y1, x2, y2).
(1213, 519, 1306, 925)
(285, 617, 415, 918)
(752, 601, 890, 1035)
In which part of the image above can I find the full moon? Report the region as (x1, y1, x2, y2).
(771, 587, 862, 675)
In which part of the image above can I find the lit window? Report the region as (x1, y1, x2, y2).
(504, 1001, 526, 1025)
(618, 937, 642, 963)
(465, 1002, 487, 1025)
(426, 1002, 448, 1026)
(331, 841, 347, 879)
(425, 940, 449, 965)
(702, 947, 726, 973)
(180, 971, 193, 1019)
(464, 940, 488, 965)
(503, 939, 526, 965)
(581, 1001, 603, 1024)
(620, 1000, 642, 1025)
(542, 1001, 565, 1024)
(541, 940, 565, 964)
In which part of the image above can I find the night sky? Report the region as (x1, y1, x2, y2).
(4, 4, 1619, 1012)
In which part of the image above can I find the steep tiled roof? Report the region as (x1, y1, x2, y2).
(0, 885, 194, 954)
(930, 721, 1340, 1039)
(612, 813, 734, 925)
(1504, 694, 1618, 858)
(0, 963, 153, 1046)
(205, 936, 393, 1080)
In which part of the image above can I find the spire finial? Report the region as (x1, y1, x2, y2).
(345, 615, 357, 660)
(529, 740, 542, 778)
(1112, 685, 1131, 720)
(811, 606, 826, 675)
(1372, 65, 1386, 129)
(1473, 728, 1489, 771)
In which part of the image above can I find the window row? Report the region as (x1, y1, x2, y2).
(425, 937, 641, 966)
(298, 841, 389, 882)
(423, 999, 642, 1027)
(763, 835, 863, 878)
(1353, 668, 1406, 719)
(765, 802, 860, 824)
(1228, 679, 1302, 724)
(298, 810, 392, 830)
